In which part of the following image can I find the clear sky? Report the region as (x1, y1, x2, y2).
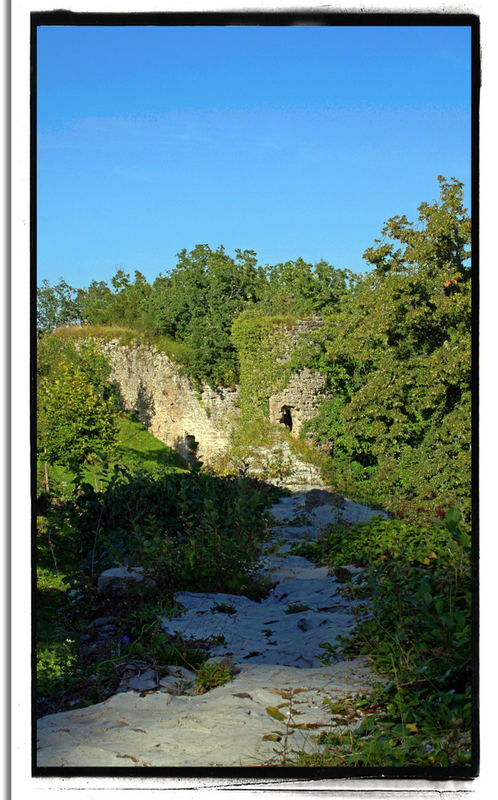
(36, 23, 472, 288)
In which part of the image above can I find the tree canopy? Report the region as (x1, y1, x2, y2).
(37, 338, 119, 481)
(307, 177, 471, 521)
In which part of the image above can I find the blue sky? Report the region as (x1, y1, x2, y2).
(37, 24, 472, 288)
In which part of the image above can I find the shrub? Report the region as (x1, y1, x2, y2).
(310, 509, 472, 767)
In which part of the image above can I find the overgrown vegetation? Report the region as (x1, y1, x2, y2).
(37, 247, 348, 387)
(289, 508, 472, 767)
(38, 177, 471, 525)
(36, 463, 279, 715)
(35, 329, 280, 716)
(36, 176, 472, 767)
(304, 176, 471, 523)
(231, 311, 307, 420)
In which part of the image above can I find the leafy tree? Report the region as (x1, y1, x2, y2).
(259, 257, 351, 316)
(364, 175, 471, 280)
(74, 270, 152, 329)
(37, 336, 119, 490)
(143, 244, 265, 385)
(37, 279, 82, 337)
(77, 280, 115, 325)
(108, 269, 151, 328)
(308, 177, 471, 521)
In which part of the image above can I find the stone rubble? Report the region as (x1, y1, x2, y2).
(244, 440, 326, 487)
(37, 486, 388, 768)
(97, 565, 148, 595)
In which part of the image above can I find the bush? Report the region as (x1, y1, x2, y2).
(305, 177, 471, 525)
(54, 465, 274, 595)
(308, 509, 472, 767)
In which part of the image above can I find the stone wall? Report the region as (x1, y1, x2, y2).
(96, 325, 328, 474)
(274, 316, 324, 363)
(269, 368, 327, 438)
(98, 340, 240, 464)
(266, 317, 328, 438)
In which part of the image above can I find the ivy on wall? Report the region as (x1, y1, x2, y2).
(231, 310, 320, 423)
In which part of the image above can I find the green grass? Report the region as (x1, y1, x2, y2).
(115, 415, 186, 474)
(37, 413, 187, 495)
(53, 324, 192, 366)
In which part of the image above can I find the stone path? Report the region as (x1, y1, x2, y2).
(36, 486, 388, 768)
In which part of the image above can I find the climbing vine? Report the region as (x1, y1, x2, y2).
(231, 310, 320, 423)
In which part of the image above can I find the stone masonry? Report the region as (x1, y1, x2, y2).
(98, 340, 240, 464)
(269, 368, 327, 438)
(97, 324, 328, 468)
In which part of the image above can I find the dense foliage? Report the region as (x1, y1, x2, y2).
(291, 508, 472, 767)
(305, 177, 471, 522)
(37, 460, 279, 715)
(36, 176, 473, 753)
(38, 247, 348, 386)
(38, 179, 471, 521)
(231, 311, 302, 419)
(64, 466, 274, 593)
(256, 257, 351, 316)
(37, 278, 82, 335)
(37, 337, 121, 489)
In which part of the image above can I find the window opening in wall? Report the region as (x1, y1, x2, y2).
(279, 405, 293, 432)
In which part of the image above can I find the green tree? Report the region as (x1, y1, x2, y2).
(308, 177, 471, 521)
(260, 257, 351, 315)
(108, 269, 151, 328)
(37, 279, 82, 337)
(143, 244, 265, 385)
(37, 336, 119, 490)
(77, 280, 114, 325)
(39, 360, 118, 487)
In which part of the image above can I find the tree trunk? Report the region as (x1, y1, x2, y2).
(43, 450, 50, 493)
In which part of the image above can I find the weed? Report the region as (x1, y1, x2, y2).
(193, 662, 232, 695)
(210, 602, 236, 615)
(263, 688, 324, 765)
(305, 508, 472, 766)
(283, 511, 312, 527)
(284, 602, 311, 615)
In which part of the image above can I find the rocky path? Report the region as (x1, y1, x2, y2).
(37, 486, 388, 768)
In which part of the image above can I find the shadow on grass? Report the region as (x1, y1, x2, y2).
(115, 444, 187, 471)
(35, 466, 287, 717)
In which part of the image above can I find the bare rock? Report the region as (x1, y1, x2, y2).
(97, 566, 149, 595)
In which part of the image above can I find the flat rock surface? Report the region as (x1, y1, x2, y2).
(37, 486, 388, 768)
(37, 659, 376, 767)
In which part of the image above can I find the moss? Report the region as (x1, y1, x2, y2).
(231, 311, 302, 422)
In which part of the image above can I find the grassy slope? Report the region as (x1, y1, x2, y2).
(37, 413, 187, 493)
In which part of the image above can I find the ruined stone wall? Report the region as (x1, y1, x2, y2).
(261, 317, 328, 438)
(243, 440, 325, 488)
(98, 340, 240, 463)
(274, 316, 324, 363)
(269, 368, 327, 438)
(95, 321, 328, 469)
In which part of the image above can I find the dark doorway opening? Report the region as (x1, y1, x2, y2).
(279, 405, 293, 432)
(185, 434, 199, 458)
